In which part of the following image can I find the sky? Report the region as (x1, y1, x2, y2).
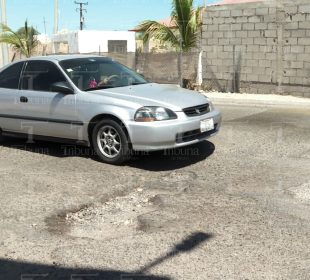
(5, 0, 218, 35)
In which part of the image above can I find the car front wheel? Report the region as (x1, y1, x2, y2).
(92, 119, 130, 164)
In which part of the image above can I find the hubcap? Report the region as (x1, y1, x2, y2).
(97, 125, 121, 159)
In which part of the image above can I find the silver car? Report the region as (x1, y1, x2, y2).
(0, 55, 221, 164)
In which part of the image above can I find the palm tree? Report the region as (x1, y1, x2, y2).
(0, 20, 39, 59)
(136, 0, 203, 86)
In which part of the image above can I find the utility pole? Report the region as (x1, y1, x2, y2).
(74, 1, 88, 31)
(54, 0, 58, 34)
(0, 0, 9, 66)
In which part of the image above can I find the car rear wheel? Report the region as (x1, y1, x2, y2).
(92, 119, 130, 164)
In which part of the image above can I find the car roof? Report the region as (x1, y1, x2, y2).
(19, 55, 112, 63)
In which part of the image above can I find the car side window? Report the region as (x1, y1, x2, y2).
(0, 62, 24, 89)
(21, 61, 67, 92)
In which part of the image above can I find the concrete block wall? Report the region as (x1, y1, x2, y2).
(202, 0, 310, 97)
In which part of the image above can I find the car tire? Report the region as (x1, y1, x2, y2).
(91, 119, 130, 165)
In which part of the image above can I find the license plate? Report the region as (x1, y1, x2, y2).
(200, 118, 214, 132)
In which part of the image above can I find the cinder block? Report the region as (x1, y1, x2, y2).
(246, 59, 257, 67)
(219, 38, 230, 45)
(236, 30, 248, 37)
(213, 31, 224, 38)
(231, 23, 242, 31)
(284, 53, 297, 60)
(305, 46, 310, 53)
(285, 61, 304, 69)
(243, 52, 253, 59)
(242, 38, 254, 45)
(213, 17, 225, 24)
(289, 77, 304, 85)
(259, 60, 271, 68)
(222, 59, 234, 66)
(208, 38, 218, 45)
(267, 38, 277, 45)
(236, 17, 248, 23)
(264, 15, 277, 23)
(285, 6, 298, 14)
(256, 8, 269, 16)
(246, 74, 259, 81)
(285, 22, 299, 30)
(202, 31, 213, 38)
(203, 17, 213, 25)
(297, 69, 308, 78)
(258, 75, 271, 83)
(247, 45, 260, 52)
(260, 45, 271, 53)
(225, 17, 236, 24)
(299, 21, 310, 29)
(289, 30, 306, 38)
(242, 23, 255, 30)
(208, 24, 219, 31)
(284, 38, 298, 45)
(266, 53, 277, 60)
(298, 38, 310, 45)
(255, 23, 268, 30)
(264, 30, 277, 37)
(291, 14, 306, 22)
(220, 10, 231, 17)
(212, 59, 223, 66)
(243, 9, 256, 16)
(291, 45, 305, 53)
(267, 23, 277, 30)
(253, 52, 265, 60)
(283, 69, 297, 77)
(231, 9, 243, 17)
(230, 38, 242, 45)
(254, 37, 267, 45)
(247, 31, 260, 38)
(248, 16, 262, 23)
(299, 4, 310, 13)
(224, 31, 236, 38)
(297, 53, 310, 62)
(224, 45, 233, 52)
(269, 7, 277, 14)
(219, 24, 231, 31)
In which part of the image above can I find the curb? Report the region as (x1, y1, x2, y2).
(203, 92, 310, 108)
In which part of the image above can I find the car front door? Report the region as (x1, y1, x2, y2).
(0, 61, 25, 133)
(18, 60, 82, 140)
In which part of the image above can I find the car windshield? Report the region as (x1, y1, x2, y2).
(59, 57, 148, 91)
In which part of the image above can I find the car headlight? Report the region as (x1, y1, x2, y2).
(134, 107, 177, 122)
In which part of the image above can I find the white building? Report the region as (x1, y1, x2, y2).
(52, 30, 136, 54)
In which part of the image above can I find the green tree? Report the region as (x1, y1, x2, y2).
(0, 20, 39, 58)
(137, 0, 203, 85)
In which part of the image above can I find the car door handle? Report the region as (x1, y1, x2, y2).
(20, 96, 28, 103)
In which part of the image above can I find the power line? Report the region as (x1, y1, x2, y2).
(74, 1, 88, 31)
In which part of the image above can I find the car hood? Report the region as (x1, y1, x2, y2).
(92, 83, 209, 111)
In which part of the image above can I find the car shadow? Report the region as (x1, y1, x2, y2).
(128, 141, 215, 171)
(0, 231, 212, 280)
(0, 138, 215, 171)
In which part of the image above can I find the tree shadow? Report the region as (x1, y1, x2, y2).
(0, 138, 215, 171)
(128, 141, 215, 171)
(0, 231, 212, 280)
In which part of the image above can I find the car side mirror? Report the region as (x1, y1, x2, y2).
(51, 82, 74, 94)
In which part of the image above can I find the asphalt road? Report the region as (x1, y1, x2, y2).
(0, 102, 309, 280)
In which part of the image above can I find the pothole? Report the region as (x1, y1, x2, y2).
(162, 171, 198, 183)
(65, 188, 159, 240)
(289, 182, 310, 204)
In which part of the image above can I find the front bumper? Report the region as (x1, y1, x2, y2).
(127, 109, 221, 151)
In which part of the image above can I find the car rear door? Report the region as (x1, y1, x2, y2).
(0, 61, 25, 133)
(18, 60, 82, 140)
